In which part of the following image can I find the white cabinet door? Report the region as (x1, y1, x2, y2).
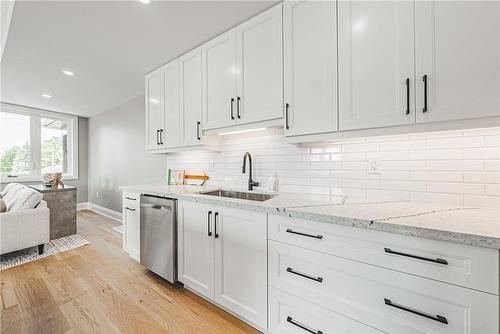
(179, 48, 203, 146)
(163, 59, 180, 148)
(338, 1, 415, 131)
(214, 206, 267, 329)
(145, 69, 164, 150)
(416, 1, 500, 123)
(236, 4, 283, 125)
(177, 200, 214, 300)
(283, 0, 338, 137)
(122, 192, 140, 261)
(202, 30, 237, 130)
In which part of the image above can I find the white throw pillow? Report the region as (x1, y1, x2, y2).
(1, 184, 25, 205)
(0, 183, 21, 197)
(7, 188, 43, 212)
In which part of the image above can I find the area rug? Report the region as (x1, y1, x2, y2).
(0, 234, 89, 270)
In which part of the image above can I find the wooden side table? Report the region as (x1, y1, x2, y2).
(27, 184, 77, 239)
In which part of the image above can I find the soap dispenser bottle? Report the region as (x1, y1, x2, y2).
(269, 171, 279, 192)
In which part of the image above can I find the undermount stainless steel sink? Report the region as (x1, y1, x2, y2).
(200, 189, 275, 202)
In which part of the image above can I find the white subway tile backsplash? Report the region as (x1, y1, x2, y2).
(485, 135, 500, 147)
(166, 127, 500, 208)
(367, 189, 410, 201)
(409, 149, 463, 160)
(464, 172, 500, 183)
(485, 161, 500, 171)
(463, 147, 500, 159)
(426, 136, 484, 149)
(410, 192, 464, 206)
(427, 182, 485, 195)
(379, 180, 427, 192)
(464, 195, 500, 208)
(425, 160, 484, 171)
(410, 171, 463, 182)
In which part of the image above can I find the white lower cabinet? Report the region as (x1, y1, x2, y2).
(269, 287, 382, 334)
(268, 240, 498, 334)
(177, 200, 268, 330)
(122, 192, 140, 261)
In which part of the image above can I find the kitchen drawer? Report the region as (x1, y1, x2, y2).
(122, 192, 140, 210)
(269, 287, 382, 334)
(269, 214, 499, 294)
(269, 240, 499, 334)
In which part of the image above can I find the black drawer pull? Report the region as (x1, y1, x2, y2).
(237, 96, 241, 119)
(287, 316, 323, 334)
(125, 207, 136, 212)
(384, 248, 448, 265)
(287, 267, 323, 283)
(207, 211, 212, 236)
(285, 103, 290, 130)
(214, 212, 219, 238)
(197, 121, 201, 140)
(422, 74, 428, 113)
(230, 98, 235, 120)
(125, 197, 137, 201)
(405, 78, 410, 115)
(384, 298, 448, 325)
(286, 229, 323, 240)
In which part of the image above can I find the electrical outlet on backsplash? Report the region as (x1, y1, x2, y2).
(165, 127, 500, 208)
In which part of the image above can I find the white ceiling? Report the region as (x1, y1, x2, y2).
(0, 0, 277, 117)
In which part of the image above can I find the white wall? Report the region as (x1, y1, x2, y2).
(88, 96, 167, 212)
(167, 127, 500, 208)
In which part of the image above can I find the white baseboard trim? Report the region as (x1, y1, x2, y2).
(77, 202, 90, 211)
(79, 202, 122, 222)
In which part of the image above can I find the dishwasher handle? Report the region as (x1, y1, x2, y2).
(141, 203, 172, 213)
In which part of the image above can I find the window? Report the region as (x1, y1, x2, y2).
(0, 104, 78, 182)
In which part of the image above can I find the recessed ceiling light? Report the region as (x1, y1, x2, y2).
(62, 70, 75, 76)
(41, 94, 52, 98)
(139, 0, 151, 3)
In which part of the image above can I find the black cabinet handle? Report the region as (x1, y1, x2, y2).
(384, 298, 448, 325)
(156, 129, 160, 145)
(197, 121, 201, 140)
(214, 212, 219, 238)
(230, 98, 235, 120)
(286, 267, 323, 283)
(125, 207, 136, 212)
(207, 211, 212, 236)
(285, 103, 290, 130)
(237, 96, 241, 119)
(286, 316, 323, 334)
(159, 129, 164, 145)
(384, 248, 448, 265)
(405, 78, 410, 115)
(422, 74, 428, 113)
(286, 228, 323, 240)
(125, 197, 136, 201)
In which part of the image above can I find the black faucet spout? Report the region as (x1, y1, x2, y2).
(242, 152, 259, 191)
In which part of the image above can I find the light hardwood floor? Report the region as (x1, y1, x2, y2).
(0, 210, 261, 334)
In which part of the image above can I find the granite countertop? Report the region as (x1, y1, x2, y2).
(119, 184, 500, 249)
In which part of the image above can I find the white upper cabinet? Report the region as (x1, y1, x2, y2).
(179, 48, 203, 146)
(415, 1, 500, 123)
(202, 30, 237, 130)
(236, 4, 283, 125)
(338, 1, 415, 131)
(283, 0, 338, 137)
(145, 69, 164, 150)
(163, 59, 180, 148)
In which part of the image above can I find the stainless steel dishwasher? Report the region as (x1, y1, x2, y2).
(140, 195, 177, 283)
